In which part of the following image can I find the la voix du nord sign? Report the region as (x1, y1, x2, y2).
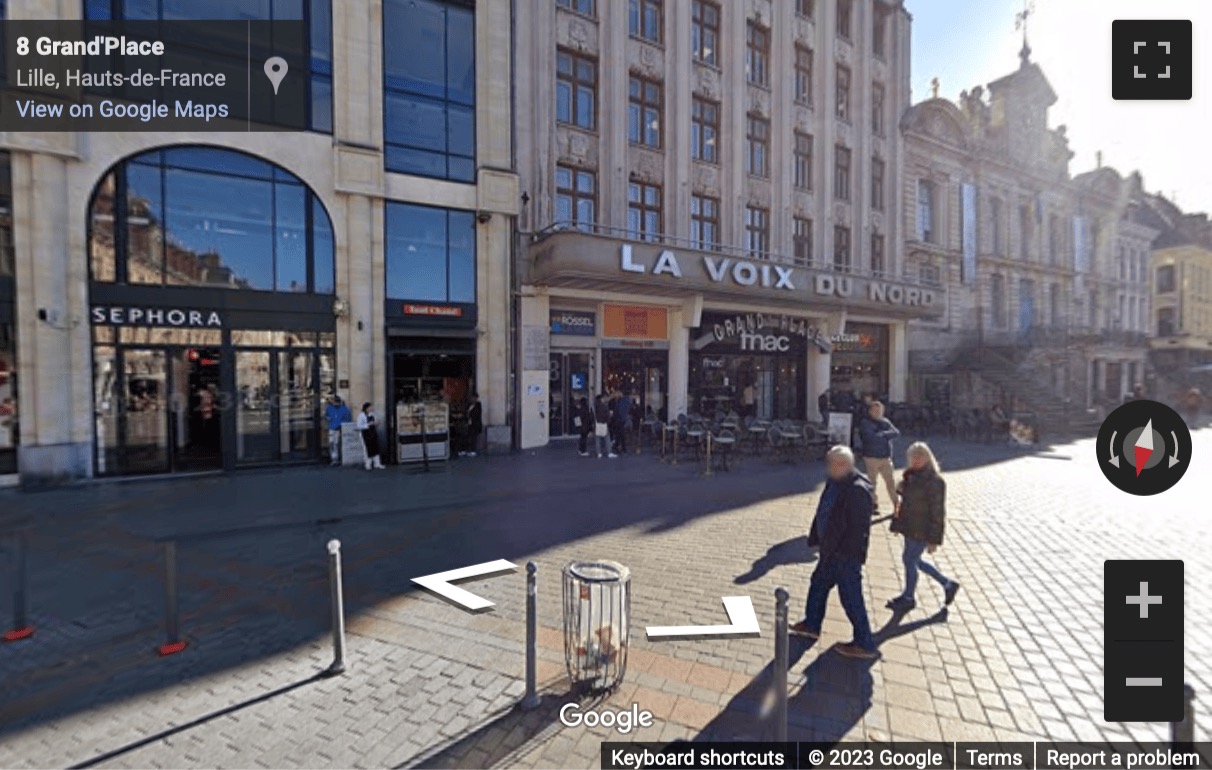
(619, 244, 938, 309)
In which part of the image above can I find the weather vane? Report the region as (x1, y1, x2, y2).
(1015, 0, 1035, 63)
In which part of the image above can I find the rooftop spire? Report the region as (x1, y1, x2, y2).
(1015, 0, 1035, 66)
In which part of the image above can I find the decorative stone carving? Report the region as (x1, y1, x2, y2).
(570, 132, 590, 161)
(749, 89, 769, 116)
(634, 149, 663, 181)
(569, 20, 589, 46)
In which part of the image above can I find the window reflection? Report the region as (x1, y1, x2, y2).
(0, 150, 12, 279)
(386, 202, 477, 304)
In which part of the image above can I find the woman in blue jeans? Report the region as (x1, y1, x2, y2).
(887, 442, 960, 610)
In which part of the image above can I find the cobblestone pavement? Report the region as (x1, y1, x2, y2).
(0, 428, 1207, 769)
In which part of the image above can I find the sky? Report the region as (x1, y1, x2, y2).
(908, 0, 1212, 211)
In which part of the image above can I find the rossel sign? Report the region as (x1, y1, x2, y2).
(620, 245, 937, 309)
(91, 305, 223, 328)
(550, 310, 596, 336)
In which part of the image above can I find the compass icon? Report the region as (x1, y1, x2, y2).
(1097, 399, 1192, 495)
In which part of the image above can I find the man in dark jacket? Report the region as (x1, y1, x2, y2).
(462, 393, 483, 457)
(575, 397, 593, 456)
(858, 401, 900, 515)
(790, 445, 877, 658)
(614, 390, 632, 453)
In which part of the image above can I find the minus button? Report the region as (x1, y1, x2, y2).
(1126, 677, 1164, 687)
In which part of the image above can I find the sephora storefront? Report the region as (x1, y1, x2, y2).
(89, 147, 337, 476)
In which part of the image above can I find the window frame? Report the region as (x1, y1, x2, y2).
(745, 20, 771, 87)
(870, 156, 885, 211)
(872, 6, 888, 58)
(746, 113, 771, 178)
(691, 0, 720, 66)
(918, 180, 936, 243)
(833, 144, 851, 201)
(793, 132, 814, 191)
(837, 0, 853, 40)
(555, 164, 598, 231)
(1156, 265, 1177, 294)
(556, 0, 596, 17)
(384, 201, 477, 305)
(796, 0, 815, 19)
(870, 231, 885, 277)
(833, 225, 852, 272)
(629, 0, 663, 43)
(627, 181, 663, 242)
(794, 45, 814, 106)
(690, 193, 720, 251)
(744, 205, 770, 258)
(691, 96, 720, 163)
(793, 216, 813, 265)
(871, 81, 885, 135)
(836, 64, 852, 121)
(556, 47, 599, 131)
(628, 74, 664, 148)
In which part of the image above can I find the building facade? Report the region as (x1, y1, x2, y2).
(1148, 216, 1212, 401)
(1, 0, 517, 485)
(901, 49, 1156, 426)
(514, 0, 938, 448)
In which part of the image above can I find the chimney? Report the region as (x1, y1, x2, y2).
(1096, 150, 1102, 168)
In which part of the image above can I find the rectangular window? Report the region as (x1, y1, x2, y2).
(991, 274, 1007, 328)
(1019, 204, 1031, 258)
(627, 182, 663, 242)
(555, 165, 597, 230)
(0, 151, 10, 279)
(628, 75, 663, 148)
(871, 81, 885, 135)
(793, 217, 813, 265)
(794, 46, 813, 105)
(746, 114, 770, 177)
(629, 0, 662, 43)
(837, 0, 853, 39)
(556, 48, 598, 130)
(385, 202, 476, 304)
(1156, 265, 1176, 293)
(796, 0, 814, 18)
(556, 0, 595, 16)
(990, 197, 1004, 255)
(691, 194, 720, 250)
(836, 64, 851, 121)
(383, 0, 475, 181)
(793, 132, 813, 191)
(873, 7, 887, 57)
(691, 97, 720, 163)
(744, 205, 770, 257)
(834, 144, 851, 201)
(692, 0, 720, 66)
(918, 180, 935, 242)
(871, 232, 885, 276)
(746, 21, 770, 86)
(871, 157, 885, 211)
(833, 225, 851, 272)
(1158, 307, 1176, 337)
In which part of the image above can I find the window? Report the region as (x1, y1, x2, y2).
(1156, 265, 1177, 293)
(89, 148, 334, 294)
(990, 275, 1007, 328)
(1019, 204, 1032, 258)
(796, 0, 814, 18)
(557, 0, 595, 15)
(383, 0, 474, 181)
(691, 194, 720, 250)
(871, 81, 885, 135)
(1050, 283, 1061, 327)
(744, 206, 770, 257)
(1020, 278, 1036, 330)
(794, 46, 814, 105)
(630, 0, 662, 43)
(1158, 307, 1177, 337)
(627, 182, 663, 242)
(990, 197, 1004, 255)
(1089, 289, 1099, 327)
(871, 157, 885, 211)
(793, 217, 813, 264)
(746, 114, 770, 177)
(871, 232, 886, 276)
(833, 226, 851, 272)
(555, 165, 597, 230)
(834, 144, 851, 201)
(746, 21, 770, 86)
(836, 64, 851, 121)
(88, 0, 333, 134)
(557, 49, 598, 130)
(1048, 214, 1061, 263)
(0, 151, 10, 279)
(873, 7, 888, 57)
(628, 75, 663, 148)
(793, 132, 814, 191)
(920, 263, 941, 286)
(386, 203, 475, 304)
(691, 97, 720, 162)
(917, 180, 935, 242)
(837, 0, 853, 39)
(692, 0, 720, 66)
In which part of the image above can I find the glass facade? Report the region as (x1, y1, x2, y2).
(0, 149, 14, 475)
(383, 0, 476, 182)
(385, 202, 476, 304)
(687, 314, 811, 421)
(830, 322, 890, 399)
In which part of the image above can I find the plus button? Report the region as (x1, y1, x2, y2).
(1126, 581, 1163, 619)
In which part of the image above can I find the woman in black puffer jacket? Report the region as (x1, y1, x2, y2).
(887, 441, 960, 611)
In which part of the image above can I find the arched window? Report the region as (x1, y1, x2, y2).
(89, 147, 334, 294)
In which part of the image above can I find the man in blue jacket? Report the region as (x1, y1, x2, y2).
(325, 394, 352, 466)
(790, 445, 877, 659)
(858, 400, 900, 516)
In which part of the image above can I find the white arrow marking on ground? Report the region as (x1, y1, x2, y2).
(1170, 431, 1181, 468)
(1108, 430, 1120, 468)
(645, 596, 761, 639)
(412, 559, 518, 611)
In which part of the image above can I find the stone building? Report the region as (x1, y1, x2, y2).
(1, 0, 517, 485)
(513, 0, 939, 448)
(900, 47, 1156, 429)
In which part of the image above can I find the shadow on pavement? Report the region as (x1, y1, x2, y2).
(734, 537, 818, 585)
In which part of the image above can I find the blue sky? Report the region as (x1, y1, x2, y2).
(907, 0, 1212, 210)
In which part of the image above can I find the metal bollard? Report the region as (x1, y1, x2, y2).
(1172, 684, 1196, 751)
(773, 587, 789, 742)
(522, 561, 541, 710)
(157, 541, 187, 656)
(703, 432, 714, 477)
(2, 531, 33, 642)
(635, 423, 642, 455)
(324, 539, 347, 677)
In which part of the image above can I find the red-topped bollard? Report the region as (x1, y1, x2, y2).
(3, 530, 33, 642)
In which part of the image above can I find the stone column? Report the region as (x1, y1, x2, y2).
(519, 291, 550, 449)
(667, 307, 690, 420)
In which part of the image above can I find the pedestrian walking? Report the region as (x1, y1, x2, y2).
(789, 445, 878, 659)
(357, 402, 385, 470)
(614, 389, 633, 454)
(887, 442, 960, 611)
(324, 394, 352, 466)
(574, 396, 593, 456)
(460, 392, 483, 457)
(859, 400, 900, 515)
(593, 395, 612, 458)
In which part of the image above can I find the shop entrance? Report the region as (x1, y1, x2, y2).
(602, 349, 667, 421)
(388, 337, 476, 459)
(549, 351, 594, 437)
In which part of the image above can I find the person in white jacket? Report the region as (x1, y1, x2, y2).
(356, 402, 385, 470)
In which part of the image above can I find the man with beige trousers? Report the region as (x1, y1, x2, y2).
(858, 401, 901, 516)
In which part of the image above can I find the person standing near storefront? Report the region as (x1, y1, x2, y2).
(325, 394, 352, 466)
(593, 394, 612, 458)
(357, 402, 385, 470)
(574, 396, 593, 456)
(462, 392, 484, 457)
(614, 389, 632, 454)
(859, 401, 900, 516)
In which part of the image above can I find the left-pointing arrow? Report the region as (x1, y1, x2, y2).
(412, 559, 518, 612)
(645, 596, 761, 639)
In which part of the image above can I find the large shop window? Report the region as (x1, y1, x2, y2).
(386, 202, 476, 304)
(84, 0, 333, 133)
(90, 148, 335, 292)
(384, 0, 476, 182)
(0, 323, 16, 475)
(0, 150, 11, 279)
(830, 323, 889, 399)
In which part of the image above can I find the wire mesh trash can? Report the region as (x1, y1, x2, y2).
(562, 560, 630, 692)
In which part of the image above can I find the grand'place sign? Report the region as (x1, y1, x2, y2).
(620, 244, 937, 309)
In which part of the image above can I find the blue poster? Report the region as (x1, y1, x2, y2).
(961, 183, 977, 286)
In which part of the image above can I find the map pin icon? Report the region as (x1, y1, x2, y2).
(264, 57, 288, 95)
